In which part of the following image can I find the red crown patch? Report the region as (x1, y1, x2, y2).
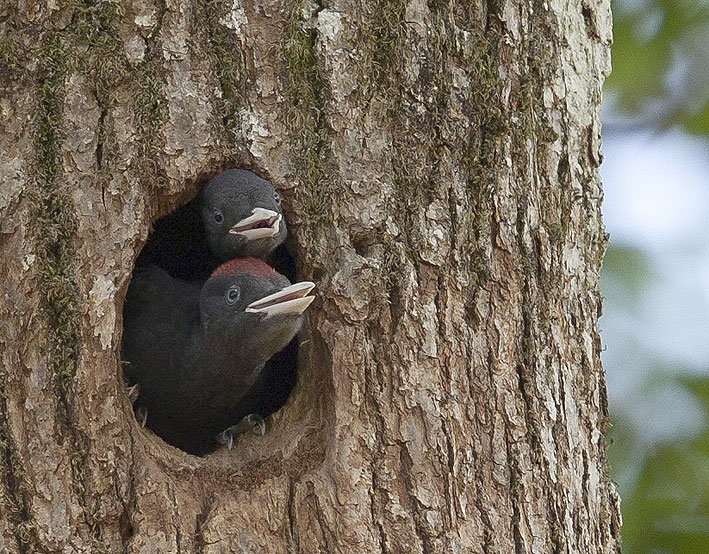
(210, 257, 279, 279)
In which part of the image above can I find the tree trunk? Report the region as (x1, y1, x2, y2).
(0, 0, 620, 552)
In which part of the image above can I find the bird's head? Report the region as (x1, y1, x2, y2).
(199, 258, 314, 362)
(201, 170, 287, 261)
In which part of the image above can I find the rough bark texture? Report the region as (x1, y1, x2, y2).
(0, 0, 620, 552)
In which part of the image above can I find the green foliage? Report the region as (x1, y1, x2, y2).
(603, 244, 709, 553)
(601, 244, 654, 309)
(608, 0, 709, 133)
(612, 377, 709, 554)
(605, 3, 709, 551)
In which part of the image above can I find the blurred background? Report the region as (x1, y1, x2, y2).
(601, 0, 709, 552)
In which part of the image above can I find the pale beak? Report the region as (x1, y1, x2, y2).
(229, 208, 282, 240)
(246, 282, 315, 318)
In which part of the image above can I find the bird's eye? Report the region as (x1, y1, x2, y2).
(214, 211, 224, 224)
(225, 285, 240, 305)
(274, 192, 281, 205)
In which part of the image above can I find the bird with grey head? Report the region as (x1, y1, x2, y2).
(202, 169, 287, 262)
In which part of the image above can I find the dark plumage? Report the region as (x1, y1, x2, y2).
(202, 169, 287, 262)
(136, 169, 287, 281)
(122, 258, 314, 455)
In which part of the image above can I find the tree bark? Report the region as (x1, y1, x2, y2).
(0, 0, 620, 552)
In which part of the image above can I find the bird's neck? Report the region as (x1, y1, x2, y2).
(241, 317, 302, 367)
(190, 325, 264, 393)
(194, 316, 301, 387)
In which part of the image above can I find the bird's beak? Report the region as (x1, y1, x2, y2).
(246, 282, 315, 318)
(229, 208, 282, 240)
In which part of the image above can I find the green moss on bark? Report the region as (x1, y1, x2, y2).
(26, 6, 134, 547)
(32, 30, 79, 405)
(26, 27, 86, 553)
(194, 0, 248, 162)
(0, 381, 42, 554)
(357, 0, 408, 92)
(283, 1, 337, 229)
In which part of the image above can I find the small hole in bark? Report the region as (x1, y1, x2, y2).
(352, 237, 367, 257)
(351, 233, 377, 258)
(119, 508, 134, 541)
(121, 170, 304, 457)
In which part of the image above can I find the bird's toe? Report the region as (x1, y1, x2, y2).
(216, 413, 267, 450)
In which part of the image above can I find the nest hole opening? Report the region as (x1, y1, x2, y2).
(121, 172, 312, 459)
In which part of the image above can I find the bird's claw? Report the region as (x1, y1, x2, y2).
(216, 414, 266, 450)
(127, 383, 140, 405)
(135, 406, 147, 427)
(244, 413, 267, 436)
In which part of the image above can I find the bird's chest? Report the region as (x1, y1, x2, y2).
(179, 353, 263, 421)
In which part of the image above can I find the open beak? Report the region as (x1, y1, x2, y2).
(229, 208, 282, 240)
(246, 281, 315, 318)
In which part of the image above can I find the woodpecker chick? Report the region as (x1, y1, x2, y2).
(122, 258, 314, 454)
(202, 170, 287, 262)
